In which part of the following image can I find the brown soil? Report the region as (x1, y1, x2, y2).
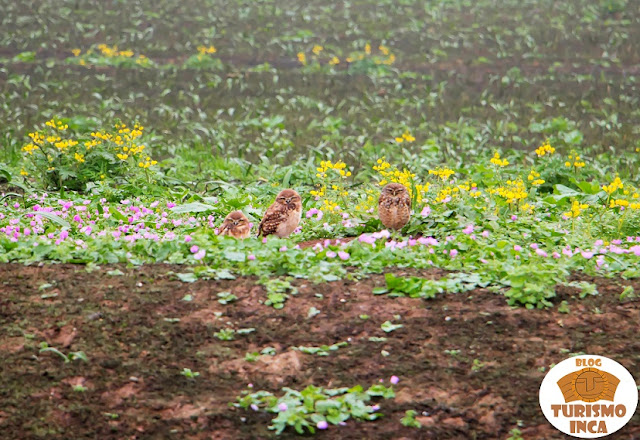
(0, 264, 639, 439)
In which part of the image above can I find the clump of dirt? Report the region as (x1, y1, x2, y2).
(0, 263, 638, 439)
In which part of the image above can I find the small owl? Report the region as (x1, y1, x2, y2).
(378, 183, 411, 230)
(258, 189, 302, 238)
(219, 211, 251, 239)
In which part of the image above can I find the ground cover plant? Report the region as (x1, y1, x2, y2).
(0, 0, 639, 438)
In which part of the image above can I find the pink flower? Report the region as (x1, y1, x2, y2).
(372, 230, 390, 239)
(418, 237, 439, 246)
(511, 215, 517, 221)
(562, 248, 573, 257)
(609, 245, 626, 255)
(530, 243, 539, 250)
(326, 251, 337, 258)
(250, 404, 259, 411)
(317, 421, 328, 430)
(306, 208, 323, 220)
(338, 251, 350, 260)
(481, 230, 489, 238)
(462, 224, 474, 235)
(581, 251, 594, 259)
(193, 250, 206, 260)
(420, 206, 431, 217)
(390, 375, 399, 385)
(279, 246, 288, 252)
(359, 234, 376, 245)
(552, 252, 561, 259)
(248, 254, 256, 260)
(449, 249, 458, 258)
(278, 403, 288, 412)
(167, 202, 176, 208)
(184, 235, 192, 243)
(535, 249, 548, 257)
(190, 245, 199, 253)
(513, 245, 522, 252)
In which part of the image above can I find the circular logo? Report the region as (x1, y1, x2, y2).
(539, 355, 638, 438)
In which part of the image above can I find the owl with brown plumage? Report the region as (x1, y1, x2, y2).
(219, 211, 251, 239)
(257, 189, 302, 238)
(378, 183, 411, 230)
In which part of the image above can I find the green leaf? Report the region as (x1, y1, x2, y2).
(171, 202, 216, 214)
(224, 250, 246, 262)
(176, 272, 198, 283)
(29, 211, 70, 228)
(381, 321, 403, 333)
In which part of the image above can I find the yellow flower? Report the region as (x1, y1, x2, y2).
(74, 153, 85, 163)
(71, 49, 81, 57)
(402, 131, 415, 142)
(197, 45, 216, 55)
(312, 45, 323, 56)
(379, 45, 390, 55)
(603, 176, 623, 195)
(365, 43, 371, 55)
(535, 141, 555, 157)
(488, 179, 527, 204)
(20, 169, 28, 176)
(117, 153, 129, 161)
(563, 200, 589, 218)
(490, 151, 509, 167)
(329, 56, 340, 65)
(428, 167, 455, 182)
(527, 170, 544, 185)
(297, 52, 307, 65)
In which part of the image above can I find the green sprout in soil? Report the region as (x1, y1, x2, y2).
(235, 383, 395, 435)
(400, 410, 421, 428)
(180, 368, 200, 379)
(39, 342, 88, 364)
(214, 328, 235, 341)
(293, 341, 348, 356)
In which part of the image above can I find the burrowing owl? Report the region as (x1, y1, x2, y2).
(378, 183, 411, 230)
(258, 189, 302, 238)
(219, 211, 251, 239)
